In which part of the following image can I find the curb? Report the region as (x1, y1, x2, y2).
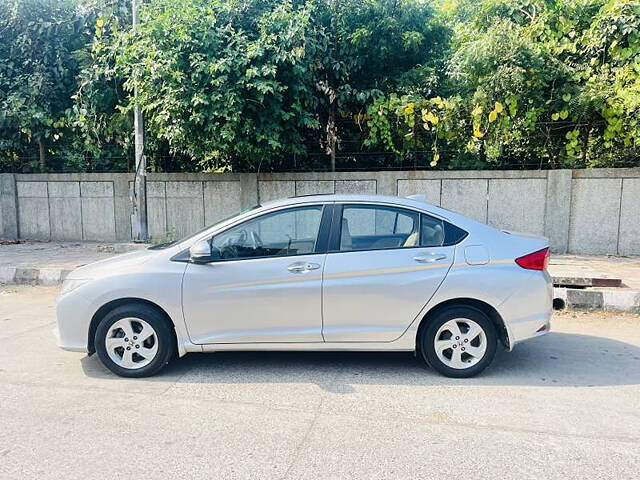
(0, 267, 72, 286)
(554, 287, 640, 314)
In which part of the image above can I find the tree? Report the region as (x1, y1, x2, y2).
(0, 0, 90, 171)
(312, 0, 448, 170)
(81, 0, 322, 172)
(2, 0, 638, 173)
(364, 0, 640, 170)
(78, 0, 446, 172)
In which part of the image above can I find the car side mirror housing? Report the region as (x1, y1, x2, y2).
(189, 240, 213, 263)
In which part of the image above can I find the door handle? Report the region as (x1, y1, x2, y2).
(413, 253, 447, 263)
(287, 262, 321, 273)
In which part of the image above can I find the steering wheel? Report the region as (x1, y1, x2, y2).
(236, 229, 248, 245)
(249, 230, 263, 249)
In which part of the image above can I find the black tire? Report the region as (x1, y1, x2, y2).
(95, 303, 175, 378)
(419, 306, 497, 378)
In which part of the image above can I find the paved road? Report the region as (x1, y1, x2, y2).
(1, 285, 639, 479)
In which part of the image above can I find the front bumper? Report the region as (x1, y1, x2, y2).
(55, 290, 92, 353)
(53, 326, 88, 352)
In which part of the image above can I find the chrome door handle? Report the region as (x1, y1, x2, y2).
(413, 253, 447, 263)
(287, 262, 321, 273)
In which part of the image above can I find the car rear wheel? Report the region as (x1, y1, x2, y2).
(95, 304, 175, 378)
(419, 306, 497, 378)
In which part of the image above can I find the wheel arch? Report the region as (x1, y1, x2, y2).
(415, 298, 510, 352)
(87, 298, 178, 355)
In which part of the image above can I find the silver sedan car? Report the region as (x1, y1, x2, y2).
(56, 194, 552, 378)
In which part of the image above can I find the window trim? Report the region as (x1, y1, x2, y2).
(327, 202, 467, 254)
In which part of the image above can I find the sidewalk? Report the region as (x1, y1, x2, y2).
(549, 255, 640, 313)
(1, 241, 639, 312)
(549, 255, 640, 290)
(0, 241, 147, 285)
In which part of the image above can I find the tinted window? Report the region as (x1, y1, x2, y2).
(340, 205, 420, 251)
(443, 221, 468, 246)
(420, 214, 445, 247)
(211, 206, 323, 260)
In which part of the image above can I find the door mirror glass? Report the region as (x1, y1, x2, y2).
(189, 240, 213, 263)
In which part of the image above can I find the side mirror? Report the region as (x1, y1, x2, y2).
(189, 240, 213, 263)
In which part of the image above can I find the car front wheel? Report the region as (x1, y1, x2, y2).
(419, 306, 497, 378)
(95, 304, 175, 378)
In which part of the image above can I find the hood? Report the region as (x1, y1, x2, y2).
(67, 248, 160, 279)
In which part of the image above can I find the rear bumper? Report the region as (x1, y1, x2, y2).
(499, 270, 553, 350)
(505, 312, 551, 349)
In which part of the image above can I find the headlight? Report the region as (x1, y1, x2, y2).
(60, 278, 91, 295)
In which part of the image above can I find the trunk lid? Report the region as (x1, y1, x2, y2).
(501, 230, 549, 256)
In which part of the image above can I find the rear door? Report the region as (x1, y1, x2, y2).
(321, 203, 455, 342)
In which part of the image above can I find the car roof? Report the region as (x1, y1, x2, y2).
(262, 193, 421, 207)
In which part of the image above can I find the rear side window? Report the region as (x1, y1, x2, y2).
(420, 214, 468, 247)
(336, 206, 467, 252)
(340, 205, 420, 251)
(420, 214, 445, 247)
(443, 220, 468, 246)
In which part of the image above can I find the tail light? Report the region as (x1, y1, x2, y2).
(515, 247, 550, 271)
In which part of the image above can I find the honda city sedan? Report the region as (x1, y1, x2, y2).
(56, 194, 552, 378)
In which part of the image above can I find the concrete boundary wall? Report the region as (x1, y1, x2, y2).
(1, 168, 639, 254)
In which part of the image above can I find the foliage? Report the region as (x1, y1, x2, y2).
(0, 0, 639, 172)
(0, 0, 91, 171)
(86, 0, 325, 171)
(78, 0, 444, 171)
(71, 0, 135, 172)
(310, 0, 448, 168)
(366, 0, 640, 169)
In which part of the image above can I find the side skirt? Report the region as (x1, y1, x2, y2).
(181, 327, 418, 354)
(194, 340, 415, 353)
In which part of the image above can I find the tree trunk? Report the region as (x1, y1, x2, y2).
(327, 102, 336, 172)
(581, 124, 591, 167)
(37, 137, 46, 171)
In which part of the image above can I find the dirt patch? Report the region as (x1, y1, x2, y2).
(554, 309, 640, 320)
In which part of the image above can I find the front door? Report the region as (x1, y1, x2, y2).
(322, 204, 454, 342)
(182, 204, 329, 344)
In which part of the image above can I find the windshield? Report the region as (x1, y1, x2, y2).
(148, 204, 261, 250)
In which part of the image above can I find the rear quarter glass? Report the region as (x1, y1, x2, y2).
(443, 221, 468, 246)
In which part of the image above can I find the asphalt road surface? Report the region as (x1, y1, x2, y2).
(1, 285, 639, 479)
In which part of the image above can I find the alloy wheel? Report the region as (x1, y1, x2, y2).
(105, 317, 159, 369)
(433, 318, 487, 369)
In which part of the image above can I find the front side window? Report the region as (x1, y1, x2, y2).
(340, 205, 420, 251)
(211, 205, 324, 260)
